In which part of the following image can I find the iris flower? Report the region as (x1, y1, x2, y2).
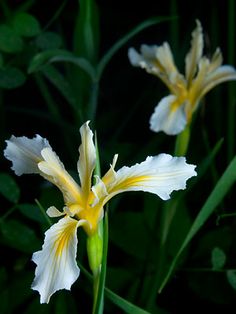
(4, 121, 196, 303)
(128, 20, 236, 135)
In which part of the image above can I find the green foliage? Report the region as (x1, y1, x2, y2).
(0, 173, 20, 203)
(211, 247, 226, 270)
(0, 25, 23, 53)
(35, 32, 63, 50)
(0, 219, 40, 253)
(12, 13, 41, 37)
(0, 1, 236, 313)
(0, 66, 26, 89)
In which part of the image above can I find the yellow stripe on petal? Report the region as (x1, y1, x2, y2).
(150, 95, 187, 135)
(94, 154, 196, 204)
(38, 147, 81, 204)
(31, 216, 84, 303)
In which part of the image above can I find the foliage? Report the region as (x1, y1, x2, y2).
(1, 0, 236, 313)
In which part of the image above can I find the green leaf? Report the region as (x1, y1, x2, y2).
(0, 67, 26, 89)
(159, 155, 236, 292)
(97, 16, 173, 79)
(0, 173, 20, 203)
(74, 0, 100, 64)
(226, 270, 236, 290)
(35, 31, 62, 50)
(0, 219, 40, 253)
(211, 247, 226, 270)
(78, 262, 155, 314)
(105, 288, 151, 314)
(0, 25, 23, 53)
(28, 49, 95, 80)
(18, 203, 46, 223)
(12, 13, 41, 37)
(40, 64, 79, 114)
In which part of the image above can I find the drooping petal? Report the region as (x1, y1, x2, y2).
(38, 147, 81, 204)
(77, 121, 96, 200)
(31, 216, 84, 303)
(128, 45, 181, 93)
(4, 135, 50, 175)
(199, 65, 236, 99)
(149, 95, 187, 135)
(185, 20, 204, 85)
(93, 154, 196, 203)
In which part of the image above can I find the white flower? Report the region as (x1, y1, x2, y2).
(4, 121, 196, 303)
(128, 20, 236, 135)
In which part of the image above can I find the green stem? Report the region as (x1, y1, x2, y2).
(147, 125, 191, 309)
(92, 211, 109, 314)
(174, 124, 191, 156)
(35, 199, 52, 226)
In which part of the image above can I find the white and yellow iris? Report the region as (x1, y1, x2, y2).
(128, 20, 236, 135)
(4, 121, 196, 303)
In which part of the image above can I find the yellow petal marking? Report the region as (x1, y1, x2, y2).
(54, 218, 81, 257)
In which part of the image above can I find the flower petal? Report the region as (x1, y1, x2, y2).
(149, 95, 187, 135)
(31, 216, 83, 303)
(185, 20, 204, 85)
(77, 121, 96, 199)
(98, 154, 196, 202)
(128, 44, 184, 93)
(4, 135, 50, 175)
(46, 206, 65, 217)
(200, 65, 236, 98)
(38, 148, 81, 204)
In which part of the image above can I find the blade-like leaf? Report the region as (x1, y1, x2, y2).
(105, 288, 151, 314)
(28, 49, 95, 79)
(159, 155, 236, 292)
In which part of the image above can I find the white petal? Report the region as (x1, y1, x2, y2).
(31, 216, 82, 303)
(46, 206, 64, 217)
(77, 121, 96, 198)
(102, 154, 196, 201)
(149, 95, 187, 135)
(185, 20, 204, 84)
(128, 47, 144, 66)
(200, 65, 236, 98)
(4, 135, 50, 176)
(38, 147, 81, 204)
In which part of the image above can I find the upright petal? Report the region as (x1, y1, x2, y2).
(31, 216, 84, 303)
(77, 121, 96, 200)
(4, 135, 50, 175)
(149, 95, 187, 135)
(93, 154, 196, 203)
(38, 147, 81, 204)
(185, 20, 204, 85)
